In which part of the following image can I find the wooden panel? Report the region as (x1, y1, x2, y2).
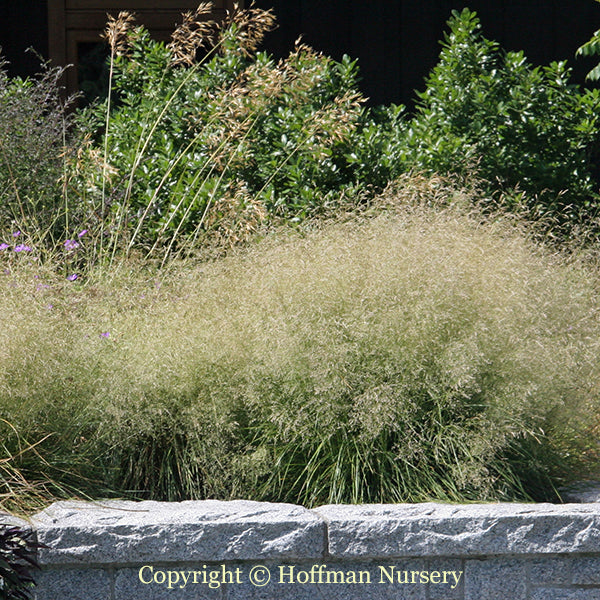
(48, 0, 67, 69)
(299, 0, 350, 60)
(38, 0, 600, 109)
(359, 1, 403, 105)
(67, 0, 202, 8)
(400, 0, 452, 102)
(48, 0, 241, 97)
(252, 0, 301, 60)
(66, 0, 235, 10)
(66, 10, 226, 30)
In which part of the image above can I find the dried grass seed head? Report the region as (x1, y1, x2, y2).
(169, 2, 219, 67)
(224, 2, 277, 57)
(103, 11, 137, 57)
(203, 181, 268, 247)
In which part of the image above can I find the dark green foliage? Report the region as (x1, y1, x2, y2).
(344, 103, 407, 191)
(0, 526, 42, 600)
(403, 9, 600, 231)
(577, 15, 600, 81)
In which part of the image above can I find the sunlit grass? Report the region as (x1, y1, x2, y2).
(2, 188, 599, 513)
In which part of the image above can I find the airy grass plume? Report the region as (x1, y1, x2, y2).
(168, 2, 218, 67)
(0, 56, 75, 251)
(224, 2, 277, 57)
(201, 181, 268, 248)
(168, 2, 276, 66)
(2, 186, 600, 508)
(102, 11, 137, 57)
(92, 203, 600, 503)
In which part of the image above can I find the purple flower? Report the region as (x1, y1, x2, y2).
(12, 231, 20, 237)
(64, 239, 80, 251)
(77, 230, 88, 238)
(0, 243, 9, 251)
(67, 274, 78, 281)
(100, 332, 110, 338)
(14, 244, 32, 252)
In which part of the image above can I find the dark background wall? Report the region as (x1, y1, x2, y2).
(253, 0, 600, 107)
(2, 1, 600, 107)
(0, 1, 49, 78)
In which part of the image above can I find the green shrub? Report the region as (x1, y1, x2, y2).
(79, 6, 375, 258)
(0, 57, 76, 246)
(576, 0, 600, 82)
(404, 8, 600, 233)
(344, 102, 407, 190)
(2, 188, 599, 508)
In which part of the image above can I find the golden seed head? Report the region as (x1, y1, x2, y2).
(103, 11, 137, 57)
(169, 2, 218, 67)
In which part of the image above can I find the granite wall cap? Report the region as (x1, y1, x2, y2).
(560, 481, 600, 503)
(313, 502, 600, 558)
(0, 511, 31, 529)
(32, 499, 325, 566)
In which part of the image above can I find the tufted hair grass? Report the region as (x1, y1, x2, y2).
(1, 186, 600, 511)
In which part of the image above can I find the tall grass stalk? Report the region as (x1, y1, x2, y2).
(80, 4, 368, 268)
(97, 4, 277, 266)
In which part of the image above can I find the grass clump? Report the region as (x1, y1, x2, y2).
(2, 4, 600, 513)
(1, 192, 599, 509)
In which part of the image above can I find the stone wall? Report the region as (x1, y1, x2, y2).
(6, 499, 600, 599)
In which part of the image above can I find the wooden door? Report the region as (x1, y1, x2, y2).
(47, 0, 241, 96)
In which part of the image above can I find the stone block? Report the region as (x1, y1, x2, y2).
(314, 503, 600, 558)
(426, 558, 464, 599)
(0, 511, 31, 529)
(32, 499, 325, 566)
(226, 560, 427, 600)
(33, 568, 112, 600)
(531, 589, 600, 600)
(572, 556, 600, 585)
(529, 556, 572, 585)
(115, 566, 224, 600)
(559, 481, 600, 503)
(464, 558, 526, 600)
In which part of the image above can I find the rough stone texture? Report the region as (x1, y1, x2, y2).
(114, 566, 224, 600)
(426, 558, 464, 599)
(0, 511, 31, 529)
(33, 500, 325, 565)
(464, 558, 527, 600)
(33, 568, 112, 600)
(24, 500, 600, 599)
(227, 581, 318, 600)
(571, 556, 600, 585)
(227, 560, 428, 600)
(531, 589, 600, 600)
(560, 481, 600, 503)
(314, 503, 600, 558)
(529, 556, 572, 585)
